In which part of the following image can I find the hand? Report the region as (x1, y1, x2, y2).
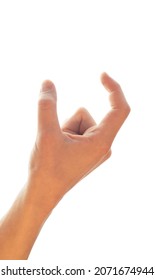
(0, 72, 130, 260)
(28, 73, 130, 215)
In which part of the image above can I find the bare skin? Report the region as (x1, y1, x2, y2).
(0, 72, 130, 259)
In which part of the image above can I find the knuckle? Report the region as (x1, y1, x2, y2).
(38, 98, 53, 110)
(99, 149, 112, 163)
(126, 103, 131, 114)
(102, 144, 111, 155)
(121, 102, 131, 117)
(106, 149, 112, 159)
(77, 107, 88, 115)
(96, 140, 111, 156)
(90, 133, 111, 156)
(114, 81, 122, 92)
(96, 145, 111, 162)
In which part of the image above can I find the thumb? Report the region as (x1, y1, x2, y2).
(38, 80, 60, 133)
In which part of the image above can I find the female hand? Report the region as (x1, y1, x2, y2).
(28, 72, 130, 215)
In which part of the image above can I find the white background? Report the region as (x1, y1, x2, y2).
(0, 0, 154, 270)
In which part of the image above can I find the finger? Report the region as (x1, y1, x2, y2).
(96, 72, 130, 146)
(38, 80, 61, 134)
(62, 107, 96, 135)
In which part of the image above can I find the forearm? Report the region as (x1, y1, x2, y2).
(0, 182, 52, 260)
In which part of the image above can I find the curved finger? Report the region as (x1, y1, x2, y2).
(96, 72, 130, 147)
(62, 107, 96, 135)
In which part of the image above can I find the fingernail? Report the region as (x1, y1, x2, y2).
(101, 72, 109, 80)
(41, 80, 55, 92)
(39, 80, 56, 100)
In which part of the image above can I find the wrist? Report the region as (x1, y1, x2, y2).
(25, 175, 63, 219)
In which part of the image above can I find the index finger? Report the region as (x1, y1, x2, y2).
(96, 73, 130, 147)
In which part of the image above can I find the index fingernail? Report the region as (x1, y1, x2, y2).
(39, 80, 56, 100)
